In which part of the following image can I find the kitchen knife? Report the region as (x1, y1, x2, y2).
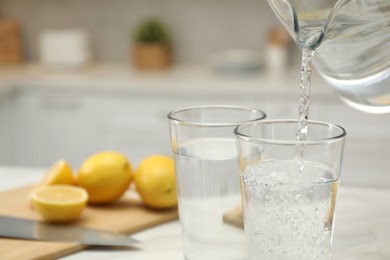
(0, 215, 140, 247)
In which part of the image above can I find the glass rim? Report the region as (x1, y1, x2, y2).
(234, 119, 347, 145)
(167, 105, 266, 127)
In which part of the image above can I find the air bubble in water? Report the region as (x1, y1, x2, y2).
(295, 194, 310, 203)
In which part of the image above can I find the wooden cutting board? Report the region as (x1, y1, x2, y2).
(0, 185, 179, 260)
(222, 205, 244, 228)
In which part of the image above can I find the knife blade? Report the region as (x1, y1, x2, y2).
(0, 215, 140, 247)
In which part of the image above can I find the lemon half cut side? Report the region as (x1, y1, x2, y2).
(31, 185, 88, 223)
(40, 159, 74, 185)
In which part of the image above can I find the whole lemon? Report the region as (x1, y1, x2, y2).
(135, 155, 177, 209)
(75, 151, 133, 204)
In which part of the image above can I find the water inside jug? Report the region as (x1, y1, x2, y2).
(268, 0, 390, 113)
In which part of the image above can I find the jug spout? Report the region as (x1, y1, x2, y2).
(267, 0, 339, 49)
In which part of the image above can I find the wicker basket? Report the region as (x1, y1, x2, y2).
(133, 43, 171, 70)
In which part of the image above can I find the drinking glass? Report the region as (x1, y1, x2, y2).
(235, 119, 346, 260)
(168, 105, 266, 260)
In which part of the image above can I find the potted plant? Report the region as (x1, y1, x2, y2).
(132, 19, 172, 70)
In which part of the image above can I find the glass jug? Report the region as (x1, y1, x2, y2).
(268, 0, 390, 113)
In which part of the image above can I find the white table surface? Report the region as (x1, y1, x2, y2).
(1, 167, 389, 260)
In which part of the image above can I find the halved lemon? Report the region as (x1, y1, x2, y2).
(28, 159, 74, 205)
(40, 159, 74, 185)
(30, 185, 88, 223)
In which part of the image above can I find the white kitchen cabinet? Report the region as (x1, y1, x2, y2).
(12, 89, 100, 168)
(303, 96, 390, 189)
(0, 92, 14, 165)
(96, 94, 176, 167)
(8, 88, 273, 168)
(249, 94, 390, 188)
(94, 92, 351, 167)
(0, 64, 389, 188)
(96, 92, 277, 166)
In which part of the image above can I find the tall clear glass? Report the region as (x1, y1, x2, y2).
(168, 105, 266, 260)
(235, 119, 346, 260)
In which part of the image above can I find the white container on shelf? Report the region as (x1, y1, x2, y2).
(209, 49, 264, 74)
(265, 27, 290, 73)
(265, 45, 288, 72)
(38, 29, 92, 68)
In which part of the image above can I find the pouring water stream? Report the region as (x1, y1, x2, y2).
(268, 0, 348, 173)
(269, 0, 390, 114)
(268, 0, 390, 173)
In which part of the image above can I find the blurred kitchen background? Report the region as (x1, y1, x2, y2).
(0, 0, 389, 188)
(0, 0, 286, 64)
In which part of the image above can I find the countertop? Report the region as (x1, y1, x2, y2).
(1, 167, 389, 260)
(0, 63, 335, 98)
